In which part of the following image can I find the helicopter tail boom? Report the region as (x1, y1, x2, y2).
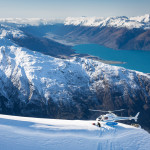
(133, 112, 140, 122)
(108, 112, 140, 122)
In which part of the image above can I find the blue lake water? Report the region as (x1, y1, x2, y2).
(73, 44, 150, 73)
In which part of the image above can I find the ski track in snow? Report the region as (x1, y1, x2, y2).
(0, 114, 150, 150)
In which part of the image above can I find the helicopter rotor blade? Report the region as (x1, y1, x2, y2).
(112, 109, 125, 112)
(89, 109, 110, 112)
(89, 109, 109, 112)
(89, 109, 125, 113)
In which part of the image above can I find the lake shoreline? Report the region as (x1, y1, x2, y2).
(71, 53, 126, 65)
(73, 44, 150, 73)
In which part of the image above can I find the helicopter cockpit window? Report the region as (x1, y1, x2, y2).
(104, 117, 108, 120)
(97, 116, 102, 121)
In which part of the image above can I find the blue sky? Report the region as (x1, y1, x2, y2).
(0, 0, 150, 18)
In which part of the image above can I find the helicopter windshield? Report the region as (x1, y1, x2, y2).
(104, 117, 108, 120)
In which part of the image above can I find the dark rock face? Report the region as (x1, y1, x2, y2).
(1, 81, 150, 132)
(0, 66, 150, 132)
(20, 24, 150, 50)
(12, 33, 75, 59)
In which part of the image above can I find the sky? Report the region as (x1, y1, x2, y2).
(0, 0, 150, 18)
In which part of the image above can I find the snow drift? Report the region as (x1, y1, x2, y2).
(0, 114, 150, 150)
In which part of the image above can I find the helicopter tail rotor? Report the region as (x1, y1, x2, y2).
(134, 112, 140, 122)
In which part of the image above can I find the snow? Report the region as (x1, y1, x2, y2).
(0, 24, 25, 38)
(0, 14, 150, 29)
(0, 33, 149, 103)
(0, 114, 150, 150)
(0, 18, 150, 150)
(130, 14, 150, 23)
(65, 14, 150, 29)
(0, 18, 64, 26)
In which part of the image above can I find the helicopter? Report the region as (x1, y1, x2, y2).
(89, 109, 140, 127)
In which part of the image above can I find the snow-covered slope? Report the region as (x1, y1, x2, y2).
(0, 114, 149, 150)
(0, 35, 149, 104)
(0, 24, 25, 38)
(65, 14, 150, 29)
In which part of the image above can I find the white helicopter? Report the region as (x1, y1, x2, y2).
(89, 109, 140, 127)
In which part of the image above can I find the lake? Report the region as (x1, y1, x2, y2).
(73, 44, 150, 73)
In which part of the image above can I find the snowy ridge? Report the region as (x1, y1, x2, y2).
(65, 14, 150, 29)
(0, 35, 149, 104)
(0, 24, 25, 38)
(0, 14, 150, 29)
(0, 114, 150, 150)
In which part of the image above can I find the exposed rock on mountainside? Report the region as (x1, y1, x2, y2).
(12, 34, 74, 58)
(20, 24, 150, 51)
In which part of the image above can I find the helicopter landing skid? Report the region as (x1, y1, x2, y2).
(106, 122, 118, 126)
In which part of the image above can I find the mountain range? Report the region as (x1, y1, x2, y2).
(2, 14, 148, 51)
(0, 15, 150, 132)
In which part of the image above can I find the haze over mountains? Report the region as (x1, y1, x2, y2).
(0, 14, 150, 28)
(1, 14, 149, 51)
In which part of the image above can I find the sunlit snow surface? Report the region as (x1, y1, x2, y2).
(0, 114, 150, 150)
(65, 14, 150, 29)
(0, 14, 150, 29)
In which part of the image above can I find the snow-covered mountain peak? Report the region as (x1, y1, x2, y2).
(0, 18, 64, 26)
(0, 14, 150, 29)
(65, 14, 150, 29)
(130, 14, 150, 23)
(65, 17, 104, 26)
(0, 24, 25, 38)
